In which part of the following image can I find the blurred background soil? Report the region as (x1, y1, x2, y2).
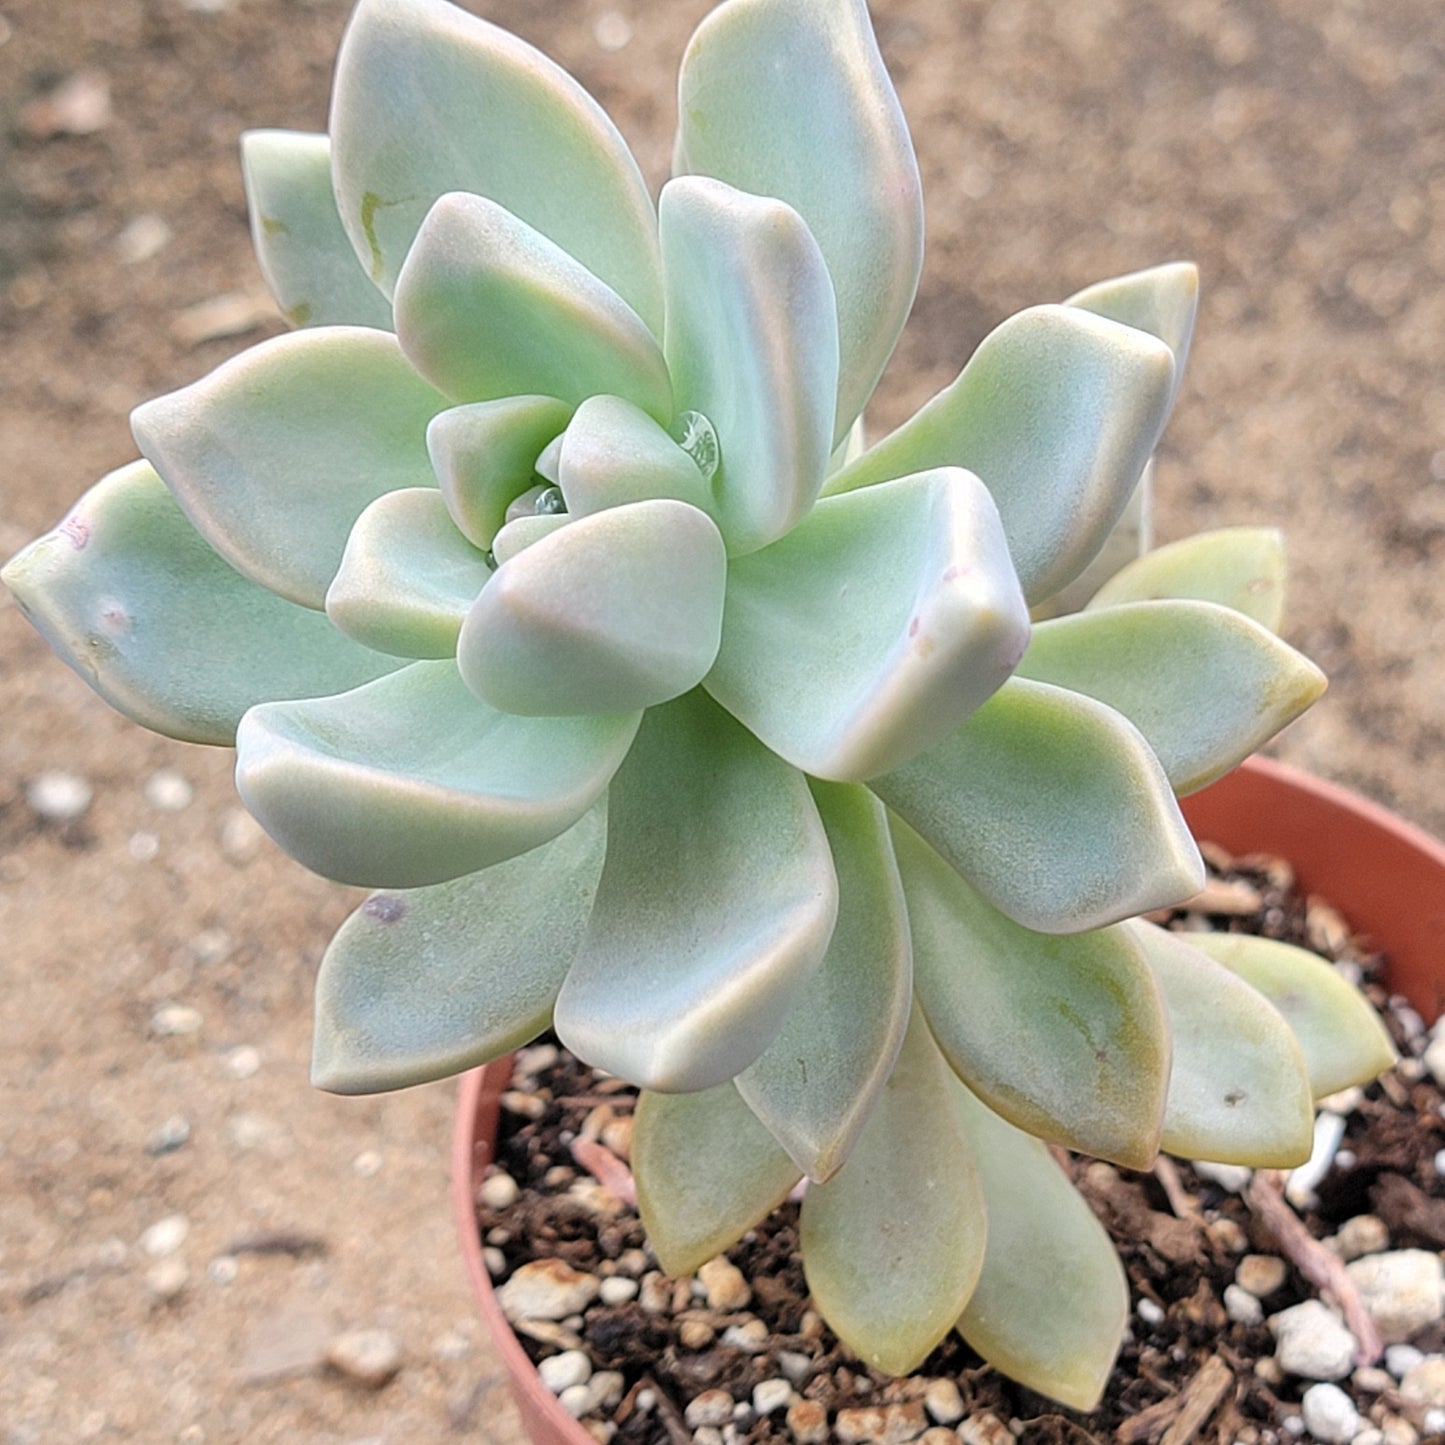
(0, 0, 1441, 1440)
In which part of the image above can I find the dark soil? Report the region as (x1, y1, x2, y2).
(477, 849, 1444, 1444)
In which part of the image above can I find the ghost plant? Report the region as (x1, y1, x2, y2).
(4, 0, 1396, 1411)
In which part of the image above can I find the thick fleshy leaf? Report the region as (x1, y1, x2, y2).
(801, 1005, 986, 1377)
(893, 817, 1169, 1169)
(707, 469, 1029, 781)
(1066, 262, 1199, 410)
(659, 177, 838, 555)
(427, 397, 574, 549)
(557, 395, 714, 519)
(131, 327, 447, 608)
(951, 1077, 1128, 1411)
(826, 307, 1176, 603)
(1088, 526, 1289, 633)
(633, 1084, 802, 1279)
(554, 690, 839, 1092)
(1016, 599, 1327, 795)
(240, 129, 393, 330)
(737, 782, 912, 1183)
(235, 660, 640, 887)
(459, 500, 727, 716)
(0, 461, 398, 746)
(490, 514, 569, 566)
(675, 0, 922, 438)
(873, 679, 1204, 934)
(1032, 461, 1153, 620)
(1187, 933, 1397, 1097)
(329, 0, 662, 330)
(325, 488, 492, 658)
(395, 193, 671, 419)
(311, 806, 606, 1093)
(1129, 922, 1315, 1167)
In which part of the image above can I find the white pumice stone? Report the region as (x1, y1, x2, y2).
(479, 1171, 519, 1211)
(752, 1380, 793, 1416)
(1269, 1300, 1356, 1381)
(1136, 1298, 1165, 1326)
(26, 770, 93, 821)
(685, 1390, 735, 1429)
(599, 1276, 639, 1305)
(1299, 1382, 1358, 1444)
(1285, 1112, 1347, 1208)
(1225, 1284, 1264, 1325)
(1385, 1343, 1425, 1379)
(1329, 1213, 1390, 1261)
(923, 1378, 965, 1425)
(1345, 1250, 1445, 1343)
(539, 1350, 592, 1394)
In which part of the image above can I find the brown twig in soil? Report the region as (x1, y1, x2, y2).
(570, 1134, 637, 1207)
(643, 1374, 694, 1445)
(1244, 1169, 1384, 1365)
(1152, 1155, 1203, 1220)
(1158, 1356, 1234, 1445)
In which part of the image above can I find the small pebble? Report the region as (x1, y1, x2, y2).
(208, 1255, 238, 1285)
(1192, 1159, 1253, 1192)
(1433, 1149, 1445, 1176)
(753, 1380, 794, 1417)
(1136, 1297, 1165, 1326)
(699, 1256, 752, 1312)
(721, 1319, 769, 1354)
(777, 1351, 813, 1388)
(538, 1350, 591, 1394)
(593, 9, 632, 50)
(497, 1259, 600, 1322)
(1237, 1254, 1289, 1299)
(1379, 1416, 1419, 1445)
(1399, 1357, 1445, 1409)
(225, 1045, 261, 1080)
(591, 1372, 624, 1409)
(1345, 1250, 1445, 1343)
(920, 1433, 959, 1445)
(218, 807, 265, 864)
(616, 1248, 647, 1277)
(1299, 1382, 1358, 1443)
(146, 1116, 191, 1156)
(1286, 1112, 1347, 1208)
(1352, 1366, 1393, 1394)
(834, 1402, 928, 1444)
(1329, 1214, 1390, 1262)
(128, 830, 160, 862)
(479, 1171, 520, 1211)
(501, 1091, 546, 1120)
(327, 1329, 402, 1389)
(959, 1415, 1013, 1445)
(145, 1257, 188, 1301)
(599, 1276, 638, 1306)
(686, 1390, 735, 1429)
(1269, 1300, 1356, 1381)
(1207, 1217, 1249, 1253)
(1422, 1409, 1445, 1437)
(1354, 1431, 1384, 1445)
(639, 1272, 671, 1314)
(144, 768, 194, 811)
(351, 1150, 382, 1178)
(513, 1042, 559, 1079)
(115, 213, 172, 265)
(693, 1430, 724, 1445)
(1423, 1027, 1445, 1089)
(27, 770, 93, 822)
(924, 1378, 965, 1425)
(679, 1320, 715, 1350)
(150, 1004, 202, 1038)
(1225, 1284, 1264, 1325)
(190, 928, 232, 964)
(484, 1247, 507, 1278)
(1385, 1344, 1425, 1379)
(141, 1213, 190, 1258)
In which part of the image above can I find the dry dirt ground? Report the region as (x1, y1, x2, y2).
(0, 1, 1441, 1441)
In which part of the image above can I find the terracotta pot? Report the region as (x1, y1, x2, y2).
(451, 754, 1445, 1445)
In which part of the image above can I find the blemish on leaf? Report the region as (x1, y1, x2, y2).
(359, 191, 387, 282)
(941, 564, 962, 583)
(1223, 1088, 1247, 1107)
(60, 515, 91, 550)
(260, 215, 290, 237)
(283, 302, 314, 327)
(908, 616, 920, 638)
(363, 894, 408, 924)
(97, 603, 132, 638)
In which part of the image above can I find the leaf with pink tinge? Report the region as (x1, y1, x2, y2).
(235, 660, 639, 888)
(737, 782, 912, 1183)
(459, 499, 727, 717)
(675, 0, 922, 439)
(554, 690, 838, 1093)
(325, 488, 493, 658)
(131, 327, 447, 609)
(826, 307, 1176, 604)
(659, 177, 838, 555)
(330, 0, 661, 330)
(706, 469, 1029, 782)
(633, 1083, 802, 1279)
(893, 816, 1169, 1169)
(240, 130, 392, 330)
(873, 679, 1204, 934)
(801, 1002, 985, 1378)
(0, 461, 398, 746)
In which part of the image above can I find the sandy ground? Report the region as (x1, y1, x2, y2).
(0, 0, 1441, 1441)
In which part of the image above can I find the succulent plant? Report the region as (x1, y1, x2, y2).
(3, 0, 1396, 1408)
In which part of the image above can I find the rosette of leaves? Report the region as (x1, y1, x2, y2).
(3, 0, 1392, 1406)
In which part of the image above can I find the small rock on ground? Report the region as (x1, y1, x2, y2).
(326, 1329, 402, 1389)
(497, 1259, 600, 1322)
(1345, 1250, 1445, 1343)
(1237, 1253, 1289, 1298)
(1300, 1382, 1359, 1443)
(26, 770, 92, 821)
(1270, 1299, 1357, 1381)
(698, 1256, 751, 1312)
(1399, 1356, 1445, 1409)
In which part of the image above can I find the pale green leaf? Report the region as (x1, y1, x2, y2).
(324, 488, 492, 658)
(826, 306, 1175, 603)
(675, 0, 922, 438)
(1087, 526, 1288, 634)
(0, 461, 398, 746)
(1066, 261, 1199, 410)
(240, 129, 393, 330)
(490, 514, 570, 566)
(951, 1076, 1128, 1412)
(554, 690, 838, 1092)
(1129, 922, 1315, 1167)
(893, 817, 1169, 1169)
(1016, 599, 1327, 794)
(659, 178, 838, 555)
(395, 193, 671, 419)
(131, 327, 447, 608)
(235, 660, 639, 887)
(312, 806, 606, 1093)
(1187, 933, 1397, 1097)
(458, 500, 727, 716)
(1032, 460, 1152, 620)
(633, 1084, 802, 1279)
(801, 1004, 985, 1377)
(872, 679, 1204, 934)
(737, 782, 912, 1183)
(557, 395, 714, 519)
(329, 0, 662, 330)
(707, 468, 1029, 781)
(428, 396, 574, 549)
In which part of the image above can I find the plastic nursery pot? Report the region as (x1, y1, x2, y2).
(451, 754, 1445, 1445)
